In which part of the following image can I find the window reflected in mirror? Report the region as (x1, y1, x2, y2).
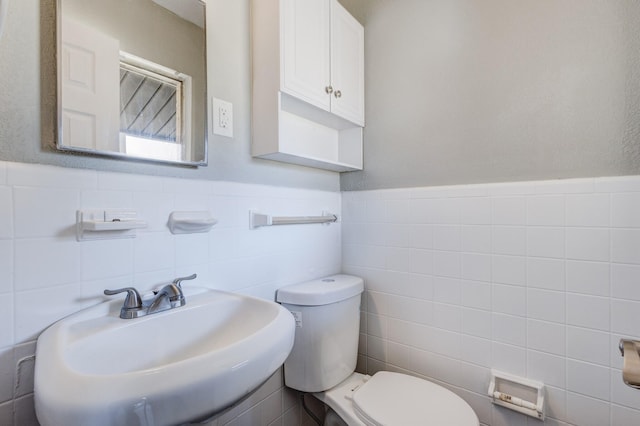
(119, 54, 190, 162)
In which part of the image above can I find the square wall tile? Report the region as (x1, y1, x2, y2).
(460, 197, 491, 225)
(566, 260, 609, 296)
(492, 255, 526, 286)
(611, 299, 640, 337)
(383, 224, 410, 248)
(492, 226, 526, 256)
(409, 225, 433, 249)
(526, 195, 565, 226)
(612, 193, 640, 228)
(80, 239, 134, 282)
(527, 288, 565, 323)
(566, 194, 610, 227)
(462, 308, 491, 338)
(566, 228, 610, 262)
(429, 198, 461, 224)
(409, 249, 433, 275)
(461, 225, 491, 253)
(492, 284, 525, 316)
(432, 303, 461, 332)
(433, 251, 461, 278)
(492, 342, 526, 376)
(14, 239, 80, 291)
(133, 233, 175, 275)
(492, 197, 526, 225)
(460, 335, 491, 367)
(527, 350, 565, 388)
(176, 234, 210, 268)
(461, 280, 491, 310)
(13, 187, 80, 238)
(527, 319, 566, 356)
(566, 294, 610, 331)
(409, 199, 434, 224)
(567, 359, 610, 401)
(461, 253, 491, 282)
(385, 198, 410, 224)
(433, 277, 461, 305)
(566, 326, 610, 366)
(566, 392, 610, 426)
(526, 258, 564, 291)
(492, 313, 526, 346)
(385, 247, 410, 272)
(612, 229, 640, 264)
(612, 263, 640, 301)
(527, 227, 564, 259)
(433, 225, 461, 251)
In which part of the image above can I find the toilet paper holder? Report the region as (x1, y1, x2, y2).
(619, 339, 640, 390)
(488, 370, 545, 420)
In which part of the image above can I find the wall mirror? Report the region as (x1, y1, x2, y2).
(0, 0, 7, 40)
(57, 0, 208, 166)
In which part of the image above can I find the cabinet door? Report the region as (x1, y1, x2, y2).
(281, 0, 331, 111)
(330, 0, 364, 126)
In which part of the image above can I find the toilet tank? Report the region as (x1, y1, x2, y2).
(276, 274, 364, 393)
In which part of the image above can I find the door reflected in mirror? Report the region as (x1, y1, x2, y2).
(57, 0, 207, 166)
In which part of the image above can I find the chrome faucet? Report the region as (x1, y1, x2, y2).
(104, 274, 197, 319)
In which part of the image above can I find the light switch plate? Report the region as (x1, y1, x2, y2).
(212, 97, 233, 138)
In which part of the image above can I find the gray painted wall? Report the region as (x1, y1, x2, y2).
(0, 0, 340, 192)
(341, 0, 640, 191)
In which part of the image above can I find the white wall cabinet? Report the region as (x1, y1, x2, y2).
(251, 0, 364, 172)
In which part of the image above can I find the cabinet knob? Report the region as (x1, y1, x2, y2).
(325, 86, 333, 94)
(334, 90, 342, 98)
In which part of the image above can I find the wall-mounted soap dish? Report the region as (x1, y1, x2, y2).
(76, 209, 146, 241)
(168, 211, 217, 234)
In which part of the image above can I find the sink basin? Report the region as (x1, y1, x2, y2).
(34, 288, 295, 426)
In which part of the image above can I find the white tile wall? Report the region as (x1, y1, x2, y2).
(0, 161, 341, 426)
(4, 163, 640, 426)
(343, 175, 640, 426)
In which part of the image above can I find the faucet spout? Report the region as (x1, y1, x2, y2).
(147, 283, 186, 314)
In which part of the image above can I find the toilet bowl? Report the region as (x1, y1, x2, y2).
(276, 275, 478, 426)
(316, 372, 478, 426)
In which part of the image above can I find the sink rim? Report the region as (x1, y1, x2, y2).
(60, 289, 281, 376)
(34, 287, 295, 426)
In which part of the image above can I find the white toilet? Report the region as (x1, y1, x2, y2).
(276, 274, 479, 426)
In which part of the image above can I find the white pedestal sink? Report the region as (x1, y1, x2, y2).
(34, 288, 295, 426)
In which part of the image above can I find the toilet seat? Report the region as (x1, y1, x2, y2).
(353, 372, 478, 426)
(315, 372, 479, 426)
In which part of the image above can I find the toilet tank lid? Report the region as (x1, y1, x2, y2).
(276, 274, 364, 306)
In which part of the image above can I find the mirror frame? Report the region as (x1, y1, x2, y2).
(55, 0, 208, 167)
(0, 0, 7, 40)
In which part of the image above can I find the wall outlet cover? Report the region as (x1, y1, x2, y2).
(212, 97, 233, 138)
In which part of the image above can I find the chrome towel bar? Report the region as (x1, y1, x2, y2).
(250, 210, 338, 229)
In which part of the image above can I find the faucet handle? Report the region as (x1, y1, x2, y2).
(172, 273, 197, 289)
(104, 287, 143, 309)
